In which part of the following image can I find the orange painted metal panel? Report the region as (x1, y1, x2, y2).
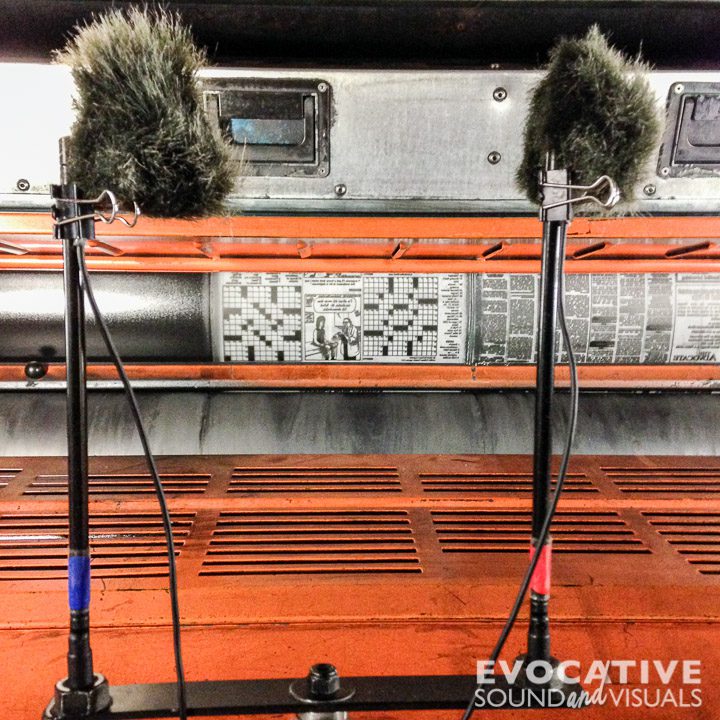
(5, 623, 719, 720)
(0, 453, 719, 719)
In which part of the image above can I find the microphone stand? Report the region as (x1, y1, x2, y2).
(43, 139, 138, 720)
(517, 162, 619, 692)
(527, 165, 572, 665)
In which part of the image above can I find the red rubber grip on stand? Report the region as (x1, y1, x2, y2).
(529, 541, 552, 596)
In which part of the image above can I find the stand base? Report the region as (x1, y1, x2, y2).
(505, 655, 588, 707)
(43, 674, 112, 719)
(40, 672, 588, 718)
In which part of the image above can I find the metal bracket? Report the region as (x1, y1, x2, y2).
(42, 672, 589, 718)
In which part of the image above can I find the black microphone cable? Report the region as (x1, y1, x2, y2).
(461, 249, 579, 720)
(77, 243, 188, 720)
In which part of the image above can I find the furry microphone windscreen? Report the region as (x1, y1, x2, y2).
(56, 7, 234, 218)
(517, 25, 660, 206)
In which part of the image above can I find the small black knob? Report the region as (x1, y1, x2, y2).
(308, 663, 340, 698)
(25, 361, 48, 380)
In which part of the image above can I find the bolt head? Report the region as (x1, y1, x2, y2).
(487, 151, 502, 165)
(643, 184, 657, 196)
(309, 663, 340, 698)
(16, 178, 30, 192)
(334, 183, 347, 197)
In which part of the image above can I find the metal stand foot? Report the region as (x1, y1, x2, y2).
(42, 674, 112, 720)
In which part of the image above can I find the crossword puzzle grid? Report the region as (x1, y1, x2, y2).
(363, 276, 439, 357)
(223, 284, 302, 361)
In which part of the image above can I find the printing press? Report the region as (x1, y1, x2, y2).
(0, 2, 719, 719)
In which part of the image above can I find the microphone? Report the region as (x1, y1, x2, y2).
(517, 24, 660, 207)
(518, 22, 661, 693)
(462, 27, 662, 720)
(55, 7, 233, 218)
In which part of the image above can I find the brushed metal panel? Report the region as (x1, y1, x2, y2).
(2, 64, 720, 213)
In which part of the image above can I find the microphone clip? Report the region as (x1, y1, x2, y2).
(539, 170, 620, 222)
(52, 188, 141, 230)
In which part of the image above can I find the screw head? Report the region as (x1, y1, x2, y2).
(319, 167, 328, 176)
(334, 183, 347, 197)
(643, 184, 657, 196)
(318, 82, 328, 93)
(487, 151, 502, 165)
(660, 166, 671, 177)
(674, 83, 684, 94)
(490, 63, 501, 70)
(493, 87, 507, 102)
(16, 178, 30, 192)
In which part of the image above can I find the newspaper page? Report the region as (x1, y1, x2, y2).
(671, 274, 720, 363)
(476, 273, 720, 365)
(217, 272, 467, 363)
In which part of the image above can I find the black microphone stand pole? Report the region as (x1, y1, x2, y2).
(44, 139, 111, 719)
(526, 165, 572, 665)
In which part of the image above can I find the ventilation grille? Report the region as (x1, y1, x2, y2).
(432, 510, 649, 554)
(0, 468, 21, 490)
(201, 511, 420, 575)
(604, 465, 720, 495)
(643, 512, 720, 575)
(229, 466, 401, 494)
(25, 473, 210, 496)
(421, 472, 595, 494)
(0, 512, 194, 580)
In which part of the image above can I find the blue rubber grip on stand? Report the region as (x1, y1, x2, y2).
(68, 555, 91, 611)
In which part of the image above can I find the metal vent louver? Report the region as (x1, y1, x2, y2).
(0, 512, 194, 580)
(420, 472, 595, 494)
(229, 466, 401, 493)
(0, 468, 21, 490)
(644, 511, 720, 575)
(25, 473, 210, 496)
(604, 465, 720, 495)
(432, 510, 650, 554)
(201, 510, 420, 575)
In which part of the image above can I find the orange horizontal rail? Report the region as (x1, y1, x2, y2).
(4, 213, 720, 272)
(5, 363, 720, 389)
(3, 255, 720, 273)
(3, 213, 720, 240)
